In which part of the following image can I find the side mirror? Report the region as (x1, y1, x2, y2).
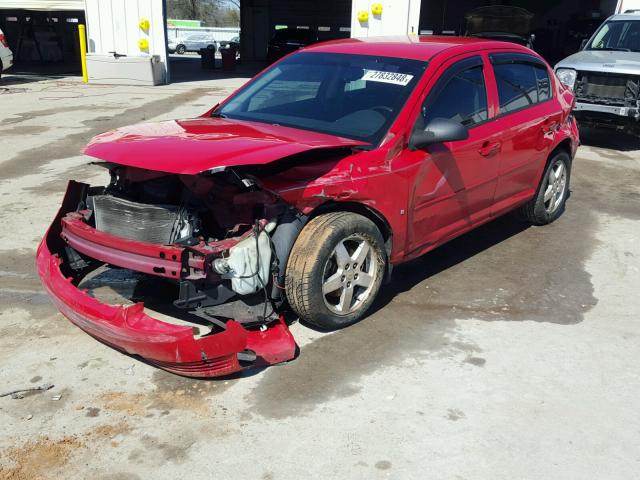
(409, 118, 469, 150)
(580, 38, 589, 50)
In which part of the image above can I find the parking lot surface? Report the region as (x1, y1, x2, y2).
(1, 74, 639, 479)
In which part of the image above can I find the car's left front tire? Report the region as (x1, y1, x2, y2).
(285, 212, 386, 330)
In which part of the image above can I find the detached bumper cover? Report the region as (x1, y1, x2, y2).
(36, 185, 296, 377)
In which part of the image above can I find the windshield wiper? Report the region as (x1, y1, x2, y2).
(351, 144, 373, 152)
(211, 111, 227, 118)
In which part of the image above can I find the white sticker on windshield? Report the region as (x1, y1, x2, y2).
(361, 70, 414, 86)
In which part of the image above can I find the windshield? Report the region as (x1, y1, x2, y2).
(587, 19, 640, 52)
(216, 52, 426, 145)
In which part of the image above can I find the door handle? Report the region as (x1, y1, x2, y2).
(478, 141, 501, 157)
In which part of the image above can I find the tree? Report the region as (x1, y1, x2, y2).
(166, 0, 240, 27)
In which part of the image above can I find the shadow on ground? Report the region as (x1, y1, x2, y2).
(579, 126, 640, 151)
(168, 55, 262, 84)
(0, 73, 73, 86)
(246, 167, 610, 418)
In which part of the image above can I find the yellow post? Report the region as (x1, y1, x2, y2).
(78, 24, 88, 83)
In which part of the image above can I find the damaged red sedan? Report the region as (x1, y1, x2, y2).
(37, 37, 578, 377)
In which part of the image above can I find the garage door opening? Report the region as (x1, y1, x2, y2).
(418, 0, 619, 65)
(0, 9, 85, 75)
(165, 0, 246, 83)
(240, 0, 352, 62)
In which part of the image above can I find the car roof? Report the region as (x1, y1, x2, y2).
(303, 35, 532, 61)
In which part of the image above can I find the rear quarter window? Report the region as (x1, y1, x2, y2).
(534, 65, 551, 102)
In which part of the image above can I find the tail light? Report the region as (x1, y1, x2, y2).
(0, 34, 8, 48)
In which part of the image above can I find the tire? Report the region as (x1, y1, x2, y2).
(517, 150, 571, 225)
(176, 44, 186, 54)
(285, 212, 386, 330)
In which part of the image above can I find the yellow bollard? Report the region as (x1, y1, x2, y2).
(78, 24, 88, 83)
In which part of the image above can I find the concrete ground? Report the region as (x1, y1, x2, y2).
(0, 72, 639, 480)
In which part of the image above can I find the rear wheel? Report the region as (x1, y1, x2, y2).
(517, 151, 571, 225)
(285, 212, 386, 330)
(176, 44, 186, 54)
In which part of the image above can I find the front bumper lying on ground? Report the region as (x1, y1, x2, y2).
(36, 183, 297, 378)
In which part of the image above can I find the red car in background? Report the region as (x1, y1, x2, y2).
(38, 37, 578, 378)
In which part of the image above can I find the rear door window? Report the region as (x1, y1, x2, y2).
(490, 53, 553, 115)
(493, 63, 538, 113)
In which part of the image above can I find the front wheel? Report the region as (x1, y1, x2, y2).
(517, 151, 571, 225)
(285, 212, 386, 330)
(175, 44, 186, 54)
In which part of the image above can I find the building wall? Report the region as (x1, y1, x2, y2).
(85, 0, 166, 59)
(617, 0, 640, 11)
(84, 0, 167, 83)
(351, 0, 421, 37)
(240, 0, 268, 59)
(0, 1, 84, 9)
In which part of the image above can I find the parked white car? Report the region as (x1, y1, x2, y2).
(168, 33, 217, 54)
(0, 28, 13, 78)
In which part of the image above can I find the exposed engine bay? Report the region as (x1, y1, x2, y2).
(58, 163, 303, 337)
(574, 71, 640, 111)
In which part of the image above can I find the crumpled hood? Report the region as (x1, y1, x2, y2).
(83, 117, 367, 175)
(555, 50, 640, 76)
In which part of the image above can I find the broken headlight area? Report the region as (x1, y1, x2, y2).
(39, 165, 300, 377)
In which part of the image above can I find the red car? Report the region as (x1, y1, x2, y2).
(37, 37, 578, 377)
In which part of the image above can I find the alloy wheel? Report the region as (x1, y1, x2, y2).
(544, 159, 567, 214)
(322, 235, 378, 315)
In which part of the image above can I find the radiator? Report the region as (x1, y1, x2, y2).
(576, 71, 640, 105)
(89, 195, 192, 245)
